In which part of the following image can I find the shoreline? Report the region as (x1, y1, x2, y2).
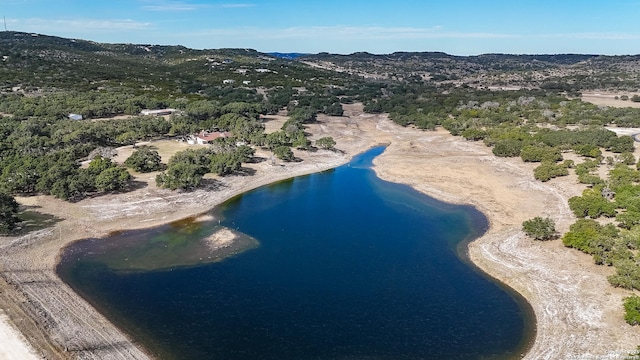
(371, 131, 640, 359)
(1, 104, 639, 358)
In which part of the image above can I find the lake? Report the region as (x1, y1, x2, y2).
(58, 146, 533, 360)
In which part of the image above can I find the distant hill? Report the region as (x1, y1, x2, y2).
(268, 52, 309, 60)
(2, 31, 640, 94)
(0, 32, 352, 93)
(301, 51, 640, 91)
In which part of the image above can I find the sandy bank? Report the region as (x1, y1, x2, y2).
(372, 128, 640, 359)
(0, 311, 40, 359)
(0, 103, 638, 359)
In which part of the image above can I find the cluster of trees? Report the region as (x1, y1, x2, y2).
(156, 140, 255, 190)
(0, 192, 21, 234)
(557, 160, 640, 313)
(0, 92, 172, 119)
(2, 31, 364, 97)
(0, 84, 340, 199)
(0, 112, 170, 200)
(292, 93, 344, 116)
(3, 154, 131, 201)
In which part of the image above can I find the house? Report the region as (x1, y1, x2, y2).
(187, 130, 232, 145)
(223, 79, 235, 85)
(68, 113, 83, 121)
(242, 80, 251, 85)
(140, 108, 177, 116)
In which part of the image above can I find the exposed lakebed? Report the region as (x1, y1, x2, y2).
(58, 146, 533, 359)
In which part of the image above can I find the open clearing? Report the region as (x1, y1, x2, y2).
(582, 92, 640, 108)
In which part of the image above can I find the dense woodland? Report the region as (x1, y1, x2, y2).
(3, 31, 640, 336)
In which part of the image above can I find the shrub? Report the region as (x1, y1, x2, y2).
(568, 189, 616, 218)
(624, 295, 640, 325)
(520, 145, 562, 163)
(492, 139, 524, 157)
(273, 146, 295, 162)
(522, 217, 556, 240)
(534, 162, 569, 182)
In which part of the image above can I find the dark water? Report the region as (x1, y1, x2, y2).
(58, 147, 533, 360)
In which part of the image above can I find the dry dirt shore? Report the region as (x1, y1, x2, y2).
(1, 103, 639, 359)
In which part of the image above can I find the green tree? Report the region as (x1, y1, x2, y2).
(87, 155, 115, 176)
(617, 152, 636, 166)
(462, 128, 488, 141)
(574, 144, 602, 158)
(273, 146, 295, 162)
(520, 145, 562, 163)
(533, 161, 569, 182)
(609, 164, 640, 189)
(492, 139, 524, 157)
(568, 188, 617, 218)
(609, 260, 640, 290)
(156, 162, 204, 190)
(156, 148, 211, 190)
(609, 136, 635, 153)
(208, 153, 242, 176)
(0, 193, 21, 234)
(115, 131, 139, 147)
(292, 133, 311, 150)
(235, 145, 255, 163)
(316, 136, 336, 150)
(624, 295, 640, 325)
(617, 211, 640, 230)
(95, 167, 132, 192)
(522, 217, 556, 240)
(562, 219, 619, 255)
(265, 131, 291, 150)
(324, 102, 344, 116)
(124, 147, 163, 172)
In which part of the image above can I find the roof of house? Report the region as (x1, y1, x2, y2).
(196, 131, 231, 142)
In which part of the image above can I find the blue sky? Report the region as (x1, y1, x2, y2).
(4, 0, 640, 55)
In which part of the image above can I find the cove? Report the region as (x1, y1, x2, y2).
(57, 146, 534, 360)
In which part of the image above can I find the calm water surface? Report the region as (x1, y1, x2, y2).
(58, 147, 533, 360)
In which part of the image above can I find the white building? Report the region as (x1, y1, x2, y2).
(140, 109, 177, 116)
(187, 130, 232, 145)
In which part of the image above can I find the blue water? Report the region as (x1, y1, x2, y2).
(58, 146, 533, 360)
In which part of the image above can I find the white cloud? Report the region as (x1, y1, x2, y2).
(7, 18, 152, 34)
(537, 32, 640, 40)
(140, 1, 253, 11)
(188, 25, 516, 41)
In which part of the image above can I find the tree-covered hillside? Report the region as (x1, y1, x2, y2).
(0, 31, 357, 94)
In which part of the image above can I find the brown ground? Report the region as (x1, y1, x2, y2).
(1, 103, 639, 359)
(582, 92, 640, 108)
